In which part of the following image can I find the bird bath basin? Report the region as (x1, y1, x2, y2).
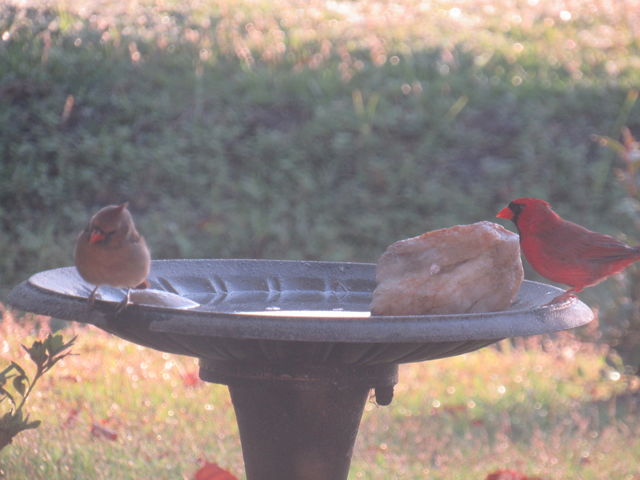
(8, 259, 593, 480)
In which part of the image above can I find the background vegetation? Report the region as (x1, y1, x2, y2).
(1, 0, 640, 477)
(3, 0, 640, 357)
(1, 0, 639, 283)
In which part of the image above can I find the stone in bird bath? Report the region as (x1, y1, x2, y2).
(371, 221, 523, 315)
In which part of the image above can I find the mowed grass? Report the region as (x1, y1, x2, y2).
(1, 309, 638, 480)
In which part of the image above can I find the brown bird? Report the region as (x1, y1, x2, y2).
(74, 202, 151, 311)
(497, 197, 640, 301)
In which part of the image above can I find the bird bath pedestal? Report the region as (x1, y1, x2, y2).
(8, 259, 593, 480)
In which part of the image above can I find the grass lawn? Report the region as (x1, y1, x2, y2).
(0, 309, 638, 479)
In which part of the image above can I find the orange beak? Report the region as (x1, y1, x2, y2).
(89, 230, 105, 244)
(496, 206, 513, 220)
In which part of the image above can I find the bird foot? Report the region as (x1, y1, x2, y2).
(114, 289, 131, 314)
(85, 286, 101, 312)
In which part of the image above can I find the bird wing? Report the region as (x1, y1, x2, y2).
(522, 219, 639, 289)
(571, 232, 639, 263)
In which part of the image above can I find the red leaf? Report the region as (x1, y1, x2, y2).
(182, 370, 203, 388)
(485, 470, 543, 480)
(90, 423, 118, 441)
(194, 461, 238, 480)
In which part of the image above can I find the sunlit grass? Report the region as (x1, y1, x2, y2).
(0, 308, 241, 479)
(4, 0, 639, 84)
(0, 307, 638, 479)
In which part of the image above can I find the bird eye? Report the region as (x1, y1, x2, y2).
(93, 226, 116, 237)
(89, 226, 116, 244)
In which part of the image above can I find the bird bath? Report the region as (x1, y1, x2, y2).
(8, 259, 593, 480)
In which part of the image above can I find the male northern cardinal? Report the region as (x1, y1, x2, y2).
(74, 202, 151, 311)
(497, 197, 640, 300)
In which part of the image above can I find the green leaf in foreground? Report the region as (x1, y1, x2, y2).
(0, 334, 76, 452)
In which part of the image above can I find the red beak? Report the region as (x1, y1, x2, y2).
(89, 230, 105, 244)
(496, 206, 513, 220)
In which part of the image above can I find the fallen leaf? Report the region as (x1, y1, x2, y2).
(485, 469, 543, 480)
(182, 370, 203, 388)
(194, 461, 238, 480)
(90, 423, 118, 441)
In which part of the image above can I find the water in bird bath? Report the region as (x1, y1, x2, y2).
(235, 308, 370, 318)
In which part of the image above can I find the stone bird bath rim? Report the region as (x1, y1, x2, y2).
(7, 259, 594, 480)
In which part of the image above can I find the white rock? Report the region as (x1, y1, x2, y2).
(370, 221, 523, 315)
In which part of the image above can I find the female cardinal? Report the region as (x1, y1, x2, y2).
(74, 203, 151, 311)
(497, 197, 640, 300)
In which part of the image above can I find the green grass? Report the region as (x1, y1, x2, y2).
(0, 310, 638, 479)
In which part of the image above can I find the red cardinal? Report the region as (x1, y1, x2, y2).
(497, 197, 640, 300)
